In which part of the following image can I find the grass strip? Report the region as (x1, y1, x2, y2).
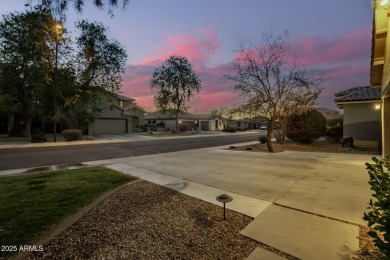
(0, 166, 134, 258)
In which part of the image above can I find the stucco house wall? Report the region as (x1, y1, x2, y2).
(89, 94, 145, 135)
(334, 86, 382, 151)
(343, 102, 382, 151)
(145, 111, 224, 131)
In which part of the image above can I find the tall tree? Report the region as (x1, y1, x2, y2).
(150, 55, 201, 132)
(0, 9, 61, 137)
(0, 9, 127, 137)
(64, 20, 127, 129)
(226, 32, 325, 152)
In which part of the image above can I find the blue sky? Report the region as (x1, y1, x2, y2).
(0, 0, 374, 113)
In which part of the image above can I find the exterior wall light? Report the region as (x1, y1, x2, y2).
(375, 100, 382, 110)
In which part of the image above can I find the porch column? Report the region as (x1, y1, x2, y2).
(383, 96, 390, 157)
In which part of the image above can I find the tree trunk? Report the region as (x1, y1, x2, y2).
(175, 110, 179, 132)
(266, 119, 275, 152)
(24, 116, 32, 138)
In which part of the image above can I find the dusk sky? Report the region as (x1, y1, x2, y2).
(1, 1, 373, 113)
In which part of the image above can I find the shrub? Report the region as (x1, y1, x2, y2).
(8, 127, 24, 137)
(30, 129, 47, 143)
(326, 126, 343, 142)
(286, 109, 326, 144)
(363, 155, 390, 257)
(259, 135, 267, 144)
(62, 129, 82, 141)
(223, 127, 236, 133)
(327, 118, 343, 127)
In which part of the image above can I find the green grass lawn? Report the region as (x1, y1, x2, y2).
(0, 167, 134, 258)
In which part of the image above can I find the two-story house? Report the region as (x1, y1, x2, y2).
(88, 93, 145, 135)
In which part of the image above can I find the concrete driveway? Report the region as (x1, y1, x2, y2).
(85, 144, 374, 259)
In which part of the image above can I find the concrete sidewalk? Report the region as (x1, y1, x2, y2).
(0, 143, 373, 259)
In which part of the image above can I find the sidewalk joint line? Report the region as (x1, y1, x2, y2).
(273, 202, 362, 227)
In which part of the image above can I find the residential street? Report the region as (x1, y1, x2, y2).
(0, 133, 258, 170)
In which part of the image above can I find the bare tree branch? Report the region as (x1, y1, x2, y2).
(225, 31, 326, 152)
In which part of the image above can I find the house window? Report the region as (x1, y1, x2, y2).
(119, 100, 124, 108)
(148, 120, 151, 124)
(237, 122, 241, 127)
(152, 120, 156, 124)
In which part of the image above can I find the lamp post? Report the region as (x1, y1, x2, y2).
(53, 23, 62, 142)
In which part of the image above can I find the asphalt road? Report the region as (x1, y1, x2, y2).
(0, 133, 258, 170)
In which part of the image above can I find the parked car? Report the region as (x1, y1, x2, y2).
(260, 125, 267, 130)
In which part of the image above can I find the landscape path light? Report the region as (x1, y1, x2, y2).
(216, 194, 233, 220)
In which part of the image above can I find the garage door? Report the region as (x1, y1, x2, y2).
(182, 121, 195, 131)
(93, 119, 127, 135)
(200, 121, 209, 131)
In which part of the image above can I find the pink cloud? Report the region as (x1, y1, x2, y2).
(140, 28, 220, 66)
(296, 26, 371, 67)
(121, 29, 232, 113)
(120, 26, 372, 113)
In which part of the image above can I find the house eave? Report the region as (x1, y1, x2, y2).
(335, 100, 378, 109)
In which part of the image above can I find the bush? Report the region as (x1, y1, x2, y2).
(62, 129, 82, 141)
(259, 135, 267, 144)
(286, 110, 326, 144)
(223, 128, 236, 133)
(30, 129, 47, 143)
(327, 118, 343, 127)
(8, 127, 25, 137)
(363, 155, 390, 257)
(326, 126, 343, 142)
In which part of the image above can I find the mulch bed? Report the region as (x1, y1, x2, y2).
(27, 181, 296, 259)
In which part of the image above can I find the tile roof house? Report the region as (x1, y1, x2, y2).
(227, 116, 268, 130)
(334, 86, 382, 151)
(145, 111, 225, 131)
(334, 87, 382, 104)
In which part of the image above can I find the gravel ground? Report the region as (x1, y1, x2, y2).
(27, 181, 294, 259)
(355, 227, 384, 259)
